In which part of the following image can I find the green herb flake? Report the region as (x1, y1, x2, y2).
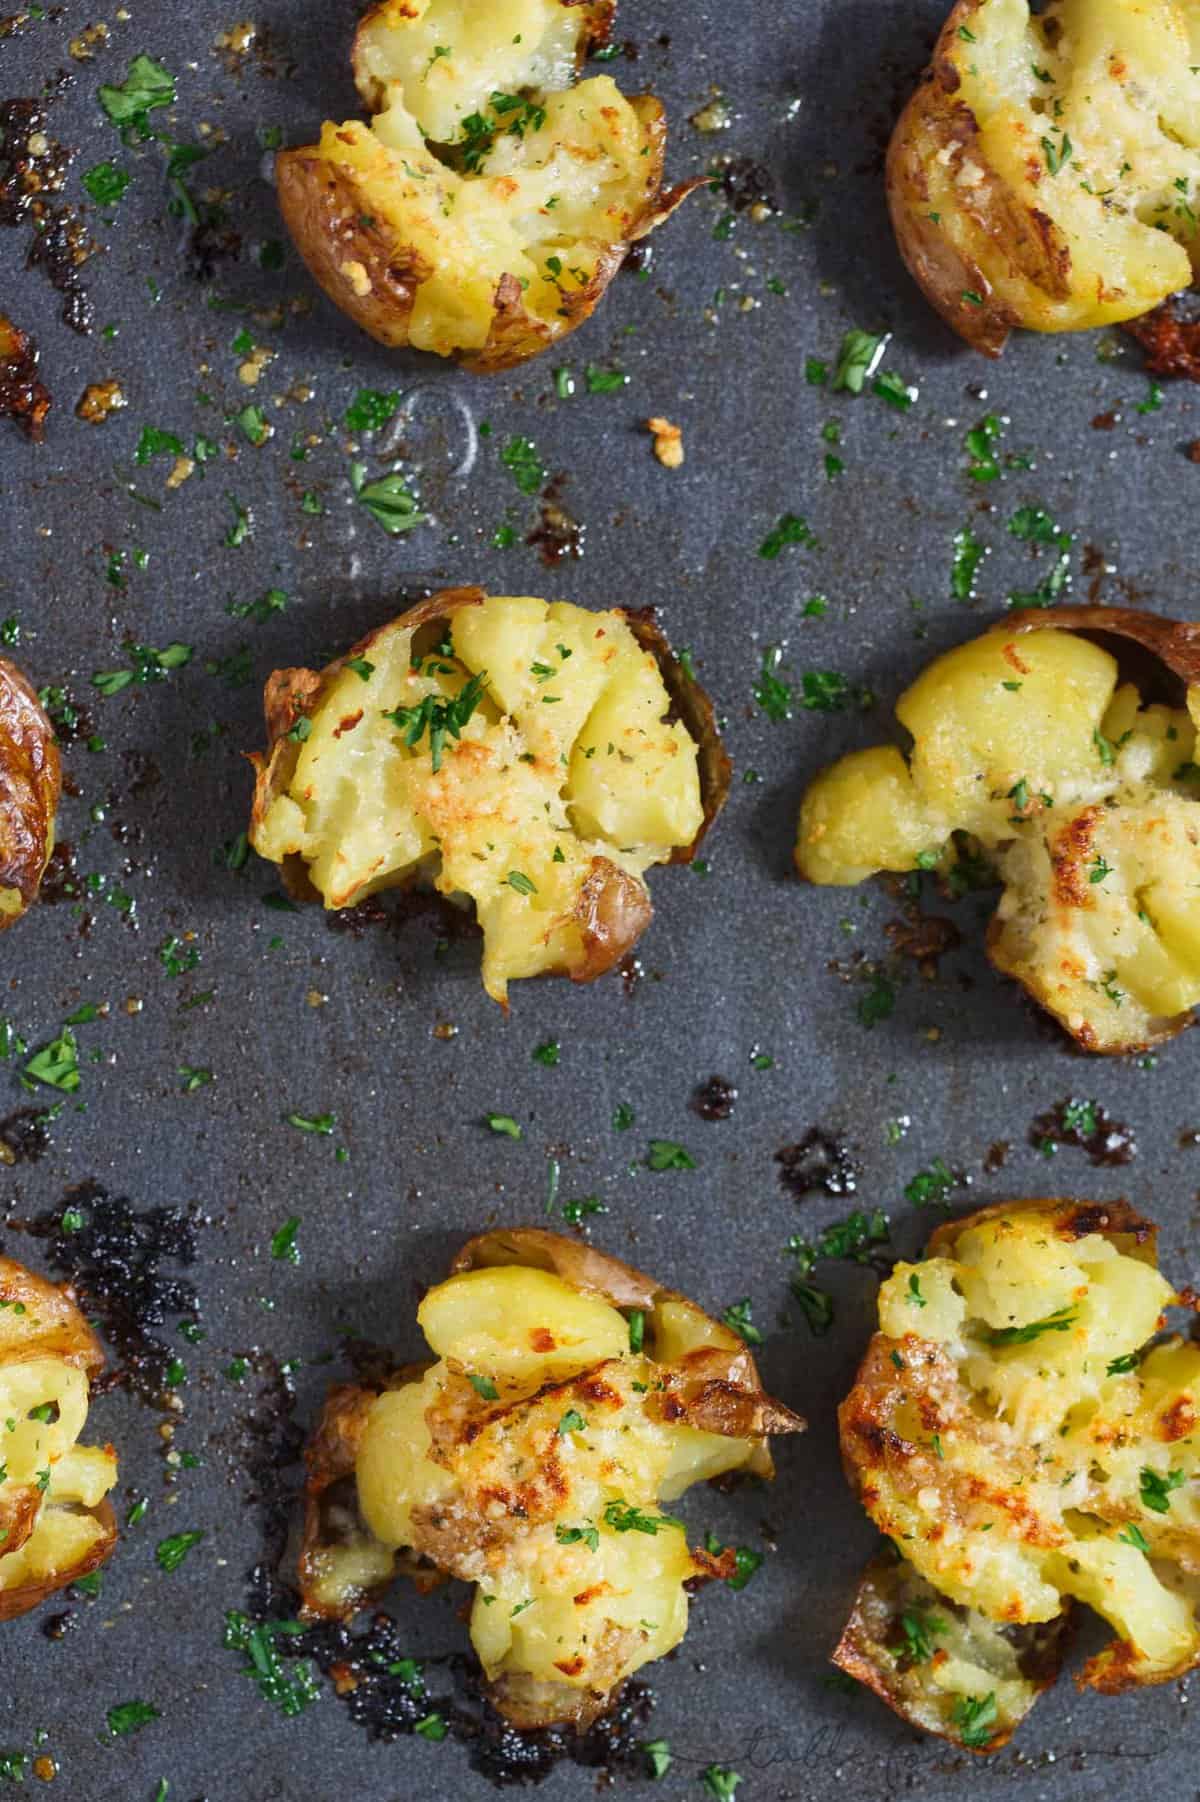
(155, 1530, 204, 1573)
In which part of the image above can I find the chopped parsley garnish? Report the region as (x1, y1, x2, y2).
(557, 1409, 587, 1436)
(758, 513, 817, 559)
(602, 1498, 683, 1536)
(554, 1522, 599, 1552)
(627, 1309, 645, 1354)
(753, 644, 793, 720)
(382, 670, 487, 773)
(719, 1298, 763, 1345)
(831, 329, 885, 395)
(899, 1606, 946, 1663)
(1118, 1522, 1151, 1554)
(414, 1712, 447, 1741)
(857, 973, 895, 1028)
(986, 1307, 1077, 1347)
(223, 1613, 319, 1717)
(98, 55, 175, 135)
(950, 525, 985, 600)
(155, 1530, 204, 1573)
(106, 1699, 161, 1738)
(93, 641, 192, 695)
(532, 1039, 560, 1067)
(951, 1691, 997, 1749)
(506, 870, 537, 896)
(284, 1112, 336, 1135)
(83, 161, 130, 206)
(646, 1139, 696, 1171)
(485, 1112, 522, 1139)
(24, 1028, 80, 1093)
(1107, 1351, 1140, 1376)
(159, 935, 200, 977)
(500, 435, 546, 495)
(344, 389, 400, 433)
(643, 1739, 672, 1779)
(468, 1373, 499, 1402)
(612, 1102, 634, 1131)
(903, 1157, 955, 1207)
(356, 472, 426, 535)
(1139, 1467, 1185, 1514)
(701, 1767, 742, 1802)
(270, 1217, 301, 1264)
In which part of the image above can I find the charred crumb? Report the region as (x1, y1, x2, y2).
(617, 952, 642, 997)
(1123, 297, 1200, 381)
(1028, 1099, 1137, 1167)
(0, 86, 94, 332)
(37, 840, 79, 904)
(41, 1610, 75, 1641)
(328, 890, 480, 943)
(19, 1182, 199, 1403)
(186, 214, 242, 283)
(775, 1129, 858, 1201)
(983, 1140, 1010, 1175)
(883, 911, 961, 976)
(712, 154, 778, 214)
(527, 476, 584, 565)
(0, 1107, 53, 1165)
(0, 313, 50, 439)
(692, 1077, 737, 1122)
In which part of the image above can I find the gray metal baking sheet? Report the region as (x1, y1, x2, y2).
(1, 0, 1199, 1797)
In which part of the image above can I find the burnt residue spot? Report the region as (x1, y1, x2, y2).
(0, 314, 50, 439)
(527, 476, 584, 565)
(0, 1108, 52, 1165)
(883, 911, 961, 976)
(328, 890, 480, 943)
(40, 686, 96, 747)
(21, 1182, 199, 1402)
(692, 1076, 737, 1121)
(187, 215, 242, 284)
(617, 953, 642, 997)
(776, 1129, 858, 1201)
(0, 86, 94, 332)
(327, 898, 390, 935)
(983, 1140, 1010, 1175)
(1029, 1099, 1137, 1167)
(37, 839, 78, 904)
(41, 1610, 75, 1640)
(713, 155, 778, 214)
(1123, 298, 1200, 382)
(234, 1585, 654, 1787)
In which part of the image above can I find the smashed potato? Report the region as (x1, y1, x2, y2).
(248, 587, 729, 1006)
(795, 608, 1200, 1053)
(0, 1257, 117, 1618)
(838, 1200, 1200, 1749)
(888, 0, 1200, 356)
(0, 661, 61, 930)
(276, 0, 695, 370)
(298, 1229, 803, 1729)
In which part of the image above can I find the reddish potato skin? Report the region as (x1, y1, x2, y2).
(886, 0, 1075, 358)
(0, 660, 60, 927)
(246, 588, 730, 983)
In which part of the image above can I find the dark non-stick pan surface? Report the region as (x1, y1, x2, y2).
(1, 1, 1198, 1797)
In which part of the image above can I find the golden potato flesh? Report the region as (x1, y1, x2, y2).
(0, 1257, 118, 1618)
(795, 620, 1200, 1053)
(249, 590, 718, 1006)
(276, 0, 690, 369)
(299, 1231, 803, 1730)
(888, 0, 1200, 355)
(0, 660, 61, 929)
(840, 1200, 1200, 1737)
